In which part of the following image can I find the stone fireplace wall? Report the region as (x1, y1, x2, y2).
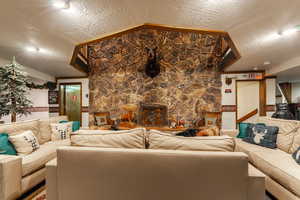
(88, 28, 222, 126)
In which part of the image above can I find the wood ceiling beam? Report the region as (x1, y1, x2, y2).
(69, 23, 241, 73)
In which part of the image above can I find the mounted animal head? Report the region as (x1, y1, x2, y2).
(145, 47, 160, 78)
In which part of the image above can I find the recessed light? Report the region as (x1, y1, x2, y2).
(278, 25, 300, 36)
(26, 47, 37, 52)
(26, 46, 41, 53)
(53, 0, 70, 9)
(253, 67, 258, 71)
(264, 61, 271, 65)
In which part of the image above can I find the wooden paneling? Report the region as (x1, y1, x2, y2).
(259, 78, 267, 116)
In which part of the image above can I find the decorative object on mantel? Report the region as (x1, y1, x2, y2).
(138, 103, 168, 127)
(94, 112, 110, 126)
(145, 47, 160, 78)
(204, 112, 222, 128)
(120, 104, 138, 128)
(0, 57, 33, 122)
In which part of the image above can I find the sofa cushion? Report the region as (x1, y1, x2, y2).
(50, 123, 72, 141)
(290, 131, 300, 154)
(235, 139, 300, 197)
(148, 130, 235, 152)
(22, 139, 70, 176)
(256, 117, 299, 153)
(38, 116, 70, 144)
(38, 120, 53, 144)
(0, 120, 41, 144)
(71, 128, 146, 149)
(49, 116, 68, 123)
(9, 131, 40, 156)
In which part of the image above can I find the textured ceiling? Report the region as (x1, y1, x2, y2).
(1, 0, 300, 77)
(277, 66, 300, 82)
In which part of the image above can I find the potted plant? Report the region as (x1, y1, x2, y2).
(0, 57, 32, 122)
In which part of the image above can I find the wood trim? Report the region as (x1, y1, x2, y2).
(82, 106, 89, 112)
(49, 107, 59, 113)
(259, 77, 267, 116)
(221, 105, 237, 112)
(237, 109, 258, 123)
(266, 105, 276, 112)
(55, 76, 88, 82)
(264, 75, 277, 79)
(222, 35, 241, 71)
(76, 23, 228, 46)
(27, 107, 49, 112)
(70, 23, 241, 74)
(222, 70, 265, 74)
(70, 46, 89, 74)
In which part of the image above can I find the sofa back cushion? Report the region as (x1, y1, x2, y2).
(49, 116, 68, 123)
(38, 116, 69, 144)
(0, 120, 41, 144)
(290, 131, 300, 154)
(56, 147, 249, 200)
(71, 128, 146, 149)
(256, 117, 299, 153)
(148, 130, 235, 152)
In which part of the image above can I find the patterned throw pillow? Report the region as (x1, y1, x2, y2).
(293, 147, 300, 165)
(9, 130, 40, 155)
(50, 123, 72, 141)
(243, 124, 279, 149)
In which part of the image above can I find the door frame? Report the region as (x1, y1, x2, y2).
(59, 82, 82, 124)
(235, 79, 266, 125)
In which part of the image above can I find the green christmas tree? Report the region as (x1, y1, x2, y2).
(0, 57, 32, 122)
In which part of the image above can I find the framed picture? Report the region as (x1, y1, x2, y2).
(48, 91, 59, 104)
(94, 112, 110, 126)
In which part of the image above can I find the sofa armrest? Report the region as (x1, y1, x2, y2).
(248, 164, 265, 200)
(220, 129, 239, 137)
(46, 158, 58, 200)
(0, 155, 22, 200)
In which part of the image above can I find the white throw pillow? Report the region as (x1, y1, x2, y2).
(9, 130, 40, 155)
(50, 123, 72, 141)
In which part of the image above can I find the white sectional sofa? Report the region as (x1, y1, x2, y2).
(225, 117, 300, 200)
(0, 116, 70, 200)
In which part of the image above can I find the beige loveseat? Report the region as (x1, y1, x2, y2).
(0, 116, 70, 200)
(228, 117, 300, 200)
(46, 128, 265, 200)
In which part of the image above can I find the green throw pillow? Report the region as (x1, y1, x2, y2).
(237, 123, 250, 138)
(0, 133, 17, 155)
(59, 120, 80, 132)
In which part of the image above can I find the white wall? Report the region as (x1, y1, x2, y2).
(292, 82, 300, 103)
